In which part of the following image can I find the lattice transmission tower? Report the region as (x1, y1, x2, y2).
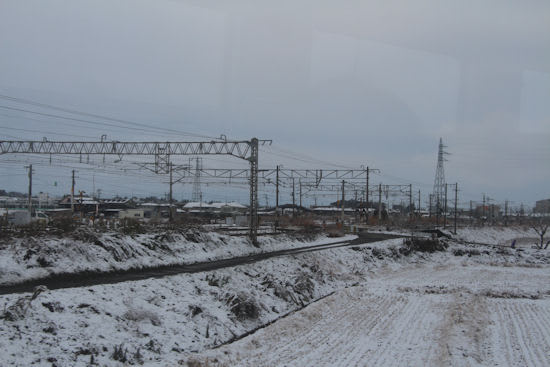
(432, 138, 449, 215)
(191, 157, 203, 202)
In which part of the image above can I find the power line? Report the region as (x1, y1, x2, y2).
(260, 146, 354, 169)
(0, 111, 191, 140)
(0, 124, 99, 140)
(0, 105, 211, 138)
(0, 94, 218, 139)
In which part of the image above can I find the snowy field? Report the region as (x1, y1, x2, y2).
(0, 226, 549, 366)
(194, 263, 550, 367)
(456, 226, 538, 245)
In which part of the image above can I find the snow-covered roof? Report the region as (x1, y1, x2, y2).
(75, 197, 99, 205)
(0, 196, 21, 202)
(215, 201, 247, 209)
(311, 206, 355, 212)
(183, 201, 247, 209)
(101, 199, 132, 204)
(183, 202, 212, 209)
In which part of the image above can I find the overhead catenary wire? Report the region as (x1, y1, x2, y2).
(0, 105, 217, 139)
(0, 111, 190, 140)
(0, 94, 220, 140)
(0, 123, 100, 140)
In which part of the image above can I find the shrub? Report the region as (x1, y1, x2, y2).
(224, 293, 260, 321)
(403, 237, 447, 253)
(206, 274, 230, 287)
(111, 344, 128, 363)
(50, 216, 76, 234)
(120, 218, 143, 234)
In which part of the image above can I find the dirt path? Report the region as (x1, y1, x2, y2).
(192, 263, 550, 367)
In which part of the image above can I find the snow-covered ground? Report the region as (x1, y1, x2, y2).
(0, 237, 380, 367)
(0, 230, 356, 285)
(194, 263, 550, 367)
(456, 226, 538, 245)
(0, 226, 549, 366)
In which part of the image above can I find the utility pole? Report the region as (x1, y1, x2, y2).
(470, 200, 473, 225)
(299, 179, 302, 210)
(292, 177, 295, 217)
(418, 190, 421, 216)
(26, 164, 33, 215)
(169, 162, 173, 222)
(378, 183, 382, 220)
(366, 167, 369, 206)
(354, 190, 363, 223)
(409, 184, 412, 218)
(504, 200, 508, 227)
(366, 167, 369, 223)
(363, 166, 379, 223)
(71, 170, 75, 214)
(79, 190, 85, 219)
(341, 180, 345, 223)
(482, 194, 486, 226)
(429, 194, 432, 218)
(444, 183, 448, 229)
(454, 183, 458, 234)
(275, 165, 279, 214)
(436, 193, 440, 226)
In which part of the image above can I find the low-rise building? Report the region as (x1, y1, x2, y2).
(534, 199, 550, 214)
(119, 209, 145, 219)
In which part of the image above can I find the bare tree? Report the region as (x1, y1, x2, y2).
(532, 220, 550, 249)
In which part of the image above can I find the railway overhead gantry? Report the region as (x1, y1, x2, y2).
(0, 138, 271, 244)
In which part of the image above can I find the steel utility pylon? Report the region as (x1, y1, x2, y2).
(191, 157, 202, 202)
(432, 138, 448, 218)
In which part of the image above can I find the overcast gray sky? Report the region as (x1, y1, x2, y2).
(1, 0, 549, 208)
